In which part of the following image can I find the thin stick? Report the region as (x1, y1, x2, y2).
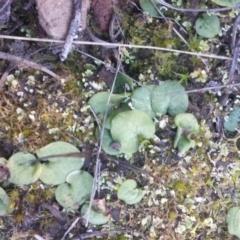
(61, 217, 80, 240)
(0, 0, 11, 14)
(85, 48, 122, 225)
(0, 35, 233, 60)
(60, 0, 81, 61)
(72, 229, 146, 240)
(157, 0, 240, 12)
(228, 40, 240, 84)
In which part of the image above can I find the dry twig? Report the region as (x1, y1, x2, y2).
(157, 0, 240, 12)
(0, 35, 233, 60)
(60, 0, 81, 61)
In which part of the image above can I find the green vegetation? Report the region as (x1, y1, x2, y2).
(117, 179, 145, 205)
(1, 0, 240, 238)
(195, 14, 221, 38)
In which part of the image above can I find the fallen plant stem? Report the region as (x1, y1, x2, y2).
(228, 40, 240, 84)
(0, 35, 232, 60)
(231, 14, 240, 51)
(0, 0, 11, 14)
(60, 0, 81, 61)
(157, 0, 240, 12)
(85, 48, 122, 225)
(72, 228, 147, 240)
(30, 152, 91, 162)
(61, 217, 80, 240)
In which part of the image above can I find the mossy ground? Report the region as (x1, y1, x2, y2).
(0, 0, 240, 239)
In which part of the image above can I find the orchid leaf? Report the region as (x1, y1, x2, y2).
(227, 207, 240, 238)
(224, 106, 240, 132)
(36, 141, 84, 185)
(88, 92, 130, 118)
(151, 80, 188, 116)
(0, 187, 13, 216)
(195, 14, 220, 38)
(117, 179, 145, 205)
(111, 110, 155, 156)
(7, 152, 42, 185)
(55, 170, 93, 210)
(211, 0, 240, 7)
(81, 200, 110, 225)
(174, 113, 199, 153)
(131, 85, 156, 118)
(139, 0, 160, 16)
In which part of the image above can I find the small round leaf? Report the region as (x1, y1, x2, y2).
(174, 113, 199, 133)
(36, 141, 84, 185)
(174, 113, 199, 153)
(151, 80, 188, 116)
(88, 92, 130, 118)
(0, 187, 14, 216)
(81, 200, 110, 225)
(7, 152, 42, 185)
(139, 0, 160, 16)
(117, 179, 145, 205)
(211, 0, 240, 7)
(105, 103, 130, 129)
(96, 128, 120, 156)
(195, 14, 220, 38)
(131, 85, 156, 118)
(227, 207, 240, 238)
(55, 170, 93, 210)
(110, 110, 155, 156)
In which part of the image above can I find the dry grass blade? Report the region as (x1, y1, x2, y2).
(84, 47, 122, 225)
(0, 35, 232, 60)
(157, 0, 240, 12)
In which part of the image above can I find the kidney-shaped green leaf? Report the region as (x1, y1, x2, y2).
(96, 128, 120, 156)
(7, 152, 42, 185)
(0, 187, 14, 216)
(131, 85, 156, 118)
(174, 113, 199, 153)
(211, 0, 240, 7)
(36, 141, 84, 185)
(55, 170, 93, 210)
(151, 80, 188, 116)
(227, 206, 240, 238)
(224, 106, 240, 132)
(81, 200, 111, 225)
(139, 0, 160, 16)
(88, 92, 130, 118)
(195, 13, 220, 38)
(111, 110, 155, 156)
(117, 179, 145, 205)
(105, 103, 130, 129)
